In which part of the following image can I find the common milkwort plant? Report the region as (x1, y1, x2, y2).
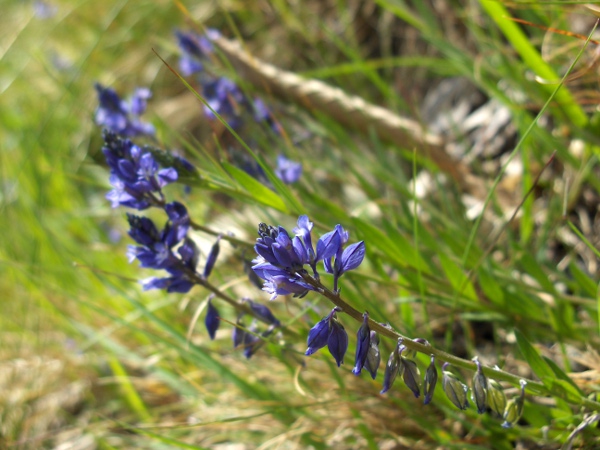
(94, 27, 600, 436)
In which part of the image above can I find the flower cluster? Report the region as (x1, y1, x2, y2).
(102, 131, 178, 210)
(252, 215, 366, 299)
(95, 83, 155, 137)
(175, 30, 301, 184)
(127, 202, 196, 293)
(97, 110, 280, 356)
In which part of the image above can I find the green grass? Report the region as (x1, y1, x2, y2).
(1, 0, 600, 448)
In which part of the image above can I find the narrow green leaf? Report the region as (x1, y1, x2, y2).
(352, 218, 432, 274)
(515, 329, 555, 382)
(222, 162, 289, 212)
(438, 253, 477, 302)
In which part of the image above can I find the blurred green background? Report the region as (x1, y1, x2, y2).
(1, 0, 599, 448)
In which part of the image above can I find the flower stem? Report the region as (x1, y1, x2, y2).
(297, 271, 600, 412)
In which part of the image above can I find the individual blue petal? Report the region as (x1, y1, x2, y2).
(262, 274, 311, 300)
(251, 261, 288, 281)
(245, 299, 280, 326)
(203, 235, 221, 278)
(157, 168, 178, 187)
(380, 349, 402, 394)
(352, 312, 371, 375)
(205, 300, 220, 340)
(275, 154, 302, 184)
(327, 319, 348, 367)
(339, 241, 365, 274)
(316, 229, 341, 263)
(293, 215, 315, 261)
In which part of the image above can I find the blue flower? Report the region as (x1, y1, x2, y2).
(319, 224, 366, 292)
(127, 203, 198, 294)
(252, 222, 314, 300)
(275, 155, 302, 184)
(102, 131, 178, 210)
(305, 307, 348, 367)
(203, 77, 246, 128)
(175, 30, 216, 76)
(352, 312, 371, 375)
(95, 83, 155, 137)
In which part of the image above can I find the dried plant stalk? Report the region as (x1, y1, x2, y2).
(213, 36, 487, 198)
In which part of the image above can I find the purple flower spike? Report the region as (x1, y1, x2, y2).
(352, 312, 371, 375)
(275, 154, 302, 184)
(327, 319, 348, 367)
(205, 299, 220, 340)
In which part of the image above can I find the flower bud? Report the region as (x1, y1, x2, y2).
(502, 379, 527, 428)
(442, 363, 469, 410)
(487, 379, 506, 417)
(352, 312, 371, 375)
(471, 358, 488, 414)
(402, 358, 421, 398)
(423, 355, 438, 405)
(380, 340, 405, 394)
(327, 318, 348, 367)
(232, 314, 245, 348)
(204, 299, 220, 340)
(364, 331, 381, 380)
(203, 235, 221, 278)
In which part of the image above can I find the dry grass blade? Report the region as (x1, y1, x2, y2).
(212, 36, 489, 200)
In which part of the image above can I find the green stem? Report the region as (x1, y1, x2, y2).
(298, 271, 600, 412)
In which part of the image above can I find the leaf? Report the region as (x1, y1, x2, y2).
(222, 162, 289, 212)
(352, 218, 432, 274)
(438, 252, 477, 302)
(515, 329, 555, 382)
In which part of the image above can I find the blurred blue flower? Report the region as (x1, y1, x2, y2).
(102, 131, 178, 210)
(126, 203, 198, 294)
(423, 355, 438, 405)
(202, 77, 246, 128)
(275, 154, 302, 184)
(95, 83, 155, 137)
(203, 235, 221, 278)
(175, 30, 218, 76)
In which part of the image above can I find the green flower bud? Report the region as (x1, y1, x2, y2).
(501, 379, 527, 428)
(442, 363, 469, 410)
(471, 358, 488, 414)
(487, 379, 506, 417)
